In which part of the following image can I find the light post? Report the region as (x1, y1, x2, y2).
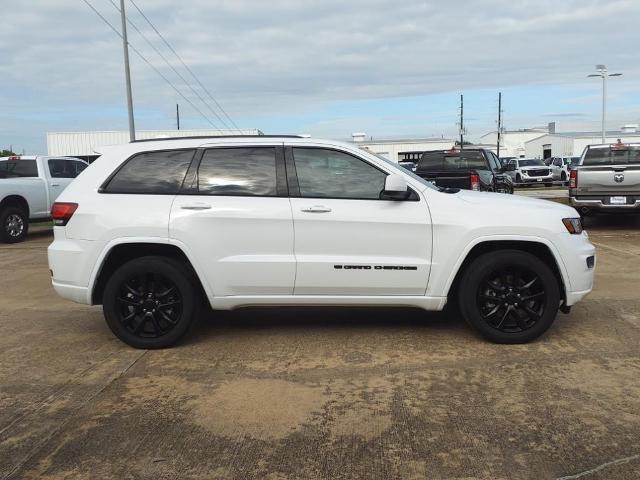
(120, 0, 135, 141)
(588, 64, 622, 144)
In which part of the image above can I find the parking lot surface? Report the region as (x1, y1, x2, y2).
(1, 219, 640, 480)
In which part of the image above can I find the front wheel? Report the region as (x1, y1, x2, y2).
(0, 207, 29, 243)
(102, 256, 200, 349)
(458, 250, 560, 343)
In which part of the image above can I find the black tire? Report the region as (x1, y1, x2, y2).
(0, 207, 29, 243)
(102, 256, 200, 349)
(545, 182, 553, 187)
(561, 172, 567, 183)
(515, 173, 522, 184)
(458, 250, 560, 344)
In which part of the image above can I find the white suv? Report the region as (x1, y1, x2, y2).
(48, 136, 596, 348)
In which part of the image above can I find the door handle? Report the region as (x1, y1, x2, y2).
(50, 183, 60, 187)
(301, 205, 332, 213)
(180, 203, 212, 210)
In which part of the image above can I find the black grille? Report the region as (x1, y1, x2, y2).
(527, 169, 549, 177)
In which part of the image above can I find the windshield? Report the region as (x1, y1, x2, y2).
(368, 152, 437, 190)
(518, 159, 545, 167)
(583, 145, 640, 165)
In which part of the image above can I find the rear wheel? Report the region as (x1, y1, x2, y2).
(103, 256, 199, 349)
(458, 250, 560, 343)
(515, 173, 522, 184)
(0, 207, 29, 243)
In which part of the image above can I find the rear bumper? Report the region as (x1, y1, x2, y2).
(570, 196, 640, 212)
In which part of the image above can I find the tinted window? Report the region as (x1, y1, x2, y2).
(293, 148, 386, 199)
(48, 159, 87, 178)
(583, 146, 640, 165)
(104, 150, 194, 194)
(0, 160, 38, 178)
(417, 150, 487, 171)
(198, 147, 277, 196)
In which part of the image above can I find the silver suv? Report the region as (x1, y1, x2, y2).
(505, 158, 553, 187)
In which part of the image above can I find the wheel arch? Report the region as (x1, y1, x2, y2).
(91, 241, 210, 305)
(0, 195, 30, 218)
(446, 239, 567, 305)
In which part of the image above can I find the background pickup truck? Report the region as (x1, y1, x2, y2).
(0, 155, 88, 243)
(569, 143, 640, 217)
(414, 148, 513, 193)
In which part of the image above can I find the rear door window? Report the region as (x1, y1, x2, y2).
(197, 147, 278, 196)
(0, 160, 38, 178)
(48, 159, 88, 178)
(103, 150, 195, 194)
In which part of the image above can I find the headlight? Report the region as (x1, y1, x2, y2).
(562, 217, 583, 234)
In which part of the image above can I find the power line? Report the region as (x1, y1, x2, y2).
(106, 0, 234, 130)
(128, 0, 241, 130)
(80, 0, 222, 131)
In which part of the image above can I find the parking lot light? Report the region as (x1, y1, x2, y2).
(588, 65, 623, 144)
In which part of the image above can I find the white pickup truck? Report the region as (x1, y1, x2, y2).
(0, 155, 88, 243)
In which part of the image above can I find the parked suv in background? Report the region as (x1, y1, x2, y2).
(505, 158, 553, 187)
(48, 136, 595, 348)
(0, 155, 88, 243)
(414, 148, 513, 193)
(550, 157, 579, 184)
(570, 142, 640, 216)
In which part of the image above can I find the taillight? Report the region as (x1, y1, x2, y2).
(51, 202, 78, 226)
(470, 173, 480, 191)
(569, 169, 578, 189)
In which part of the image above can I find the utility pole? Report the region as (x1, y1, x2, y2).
(497, 92, 502, 159)
(120, 0, 135, 142)
(176, 104, 180, 130)
(459, 94, 464, 150)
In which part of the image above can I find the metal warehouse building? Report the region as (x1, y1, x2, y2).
(350, 133, 456, 161)
(47, 128, 263, 161)
(524, 125, 640, 159)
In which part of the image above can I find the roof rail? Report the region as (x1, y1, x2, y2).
(130, 134, 303, 143)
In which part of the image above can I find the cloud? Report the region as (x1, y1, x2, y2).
(1, 0, 639, 151)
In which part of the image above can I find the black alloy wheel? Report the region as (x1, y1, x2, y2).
(116, 272, 183, 338)
(458, 250, 560, 343)
(103, 256, 199, 348)
(477, 268, 545, 333)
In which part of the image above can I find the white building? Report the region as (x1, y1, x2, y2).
(47, 128, 263, 160)
(350, 133, 456, 162)
(479, 126, 550, 159)
(524, 125, 640, 159)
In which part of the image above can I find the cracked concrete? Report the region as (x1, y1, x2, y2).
(1, 219, 639, 479)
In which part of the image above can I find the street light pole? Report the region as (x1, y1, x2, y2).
(120, 0, 135, 142)
(588, 65, 622, 144)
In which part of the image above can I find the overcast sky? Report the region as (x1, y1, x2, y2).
(2, 0, 640, 153)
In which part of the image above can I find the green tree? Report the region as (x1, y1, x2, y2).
(1, 149, 17, 156)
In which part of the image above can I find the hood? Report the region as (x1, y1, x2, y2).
(454, 189, 578, 216)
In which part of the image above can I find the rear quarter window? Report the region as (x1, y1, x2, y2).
(102, 150, 195, 194)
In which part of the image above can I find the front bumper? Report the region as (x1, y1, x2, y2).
(554, 232, 596, 306)
(518, 174, 554, 184)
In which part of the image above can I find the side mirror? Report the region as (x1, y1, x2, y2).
(381, 173, 410, 200)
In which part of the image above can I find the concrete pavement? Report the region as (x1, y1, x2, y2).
(1, 221, 639, 480)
